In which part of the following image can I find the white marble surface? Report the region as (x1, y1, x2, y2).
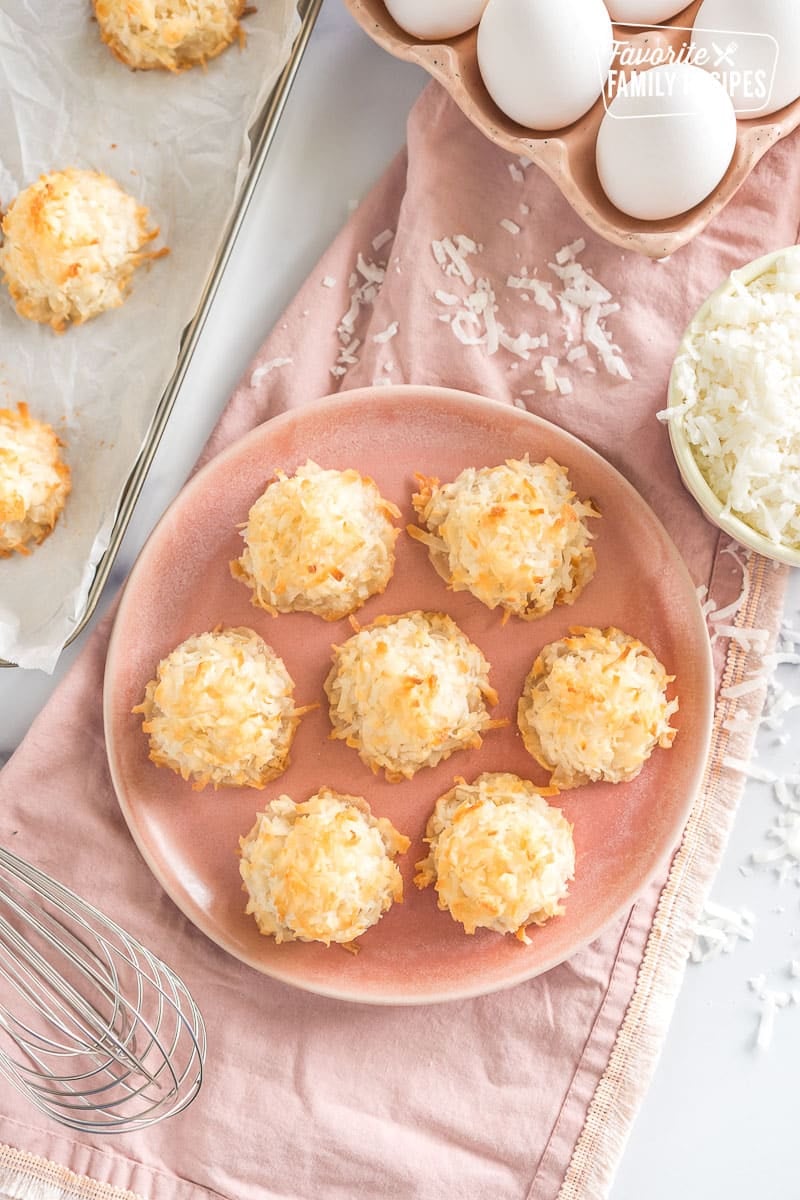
(1, 3, 799, 1196)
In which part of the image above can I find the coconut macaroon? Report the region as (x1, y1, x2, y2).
(93, 0, 246, 73)
(415, 772, 575, 944)
(324, 610, 503, 782)
(0, 168, 164, 333)
(239, 788, 410, 947)
(518, 626, 678, 790)
(0, 403, 71, 557)
(133, 627, 310, 790)
(231, 460, 402, 622)
(409, 456, 599, 621)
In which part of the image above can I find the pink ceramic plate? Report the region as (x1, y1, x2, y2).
(344, 0, 800, 258)
(104, 386, 714, 1004)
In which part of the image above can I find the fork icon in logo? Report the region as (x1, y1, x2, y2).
(711, 40, 738, 67)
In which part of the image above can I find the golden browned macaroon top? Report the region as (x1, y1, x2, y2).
(324, 610, 505, 782)
(415, 772, 574, 944)
(239, 787, 410, 947)
(517, 625, 678, 789)
(94, 0, 247, 72)
(0, 402, 71, 557)
(409, 455, 599, 622)
(0, 168, 165, 332)
(133, 626, 313, 790)
(231, 460, 401, 622)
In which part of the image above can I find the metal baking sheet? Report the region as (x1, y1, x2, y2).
(0, 0, 323, 669)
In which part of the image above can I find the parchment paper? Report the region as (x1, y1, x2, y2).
(0, 0, 301, 671)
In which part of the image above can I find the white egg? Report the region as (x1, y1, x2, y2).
(693, 0, 800, 117)
(477, 0, 614, 131)
(604, 1, 690, 22)
(595, 63, 737, 220)
(383, 0, 488, 40)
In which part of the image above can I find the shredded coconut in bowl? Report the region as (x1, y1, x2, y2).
(239, 788, 410, 947)
(414, 772, 575, 944)
(133, 627, 311, 790)
(231, 460, 401, 621)
(324, 610, 504, 781)
(518, 625, 678, 789)
(409, 455, 599, 620)
(664, 246, 800, 552)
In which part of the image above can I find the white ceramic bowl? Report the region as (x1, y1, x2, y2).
(666, 246, 800, 568)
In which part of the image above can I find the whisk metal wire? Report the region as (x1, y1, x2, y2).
(0, 846, 206, 1133)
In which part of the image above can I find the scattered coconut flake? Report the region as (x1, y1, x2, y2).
(250, 357, 293, 386)
(321, 276, 336, 288)
(691, 899, 756, 963)
(508, 163, 525, 183)
(500, 218, 521, 236)
(769, 652, 800, 666)
(722, 708, 753, 733)
(356, 253, 385, 286)
(714, 626, 770, 652)
(750, 808, 800, 879)
(748, 972, 794, 1050)
(720, 677, 768, 700)
(556, 376, 573, 396)
(519, 203, 530, 216)
(498, 328, 547, 360)
(536, 356, 559, 392)
(542, 246, 631, 378)
(762, 674, 800, 730)
(331, 251, 389, 379)
(450, 309, 484, 347)
(507, 274, 558, 312)
(555, 238, 587, 265)
(567, 345, 589, 363)
(372, 321, 399, 344)
(723, 757, 779, 783)
(431, 235, 477, 286)
(583, 304, 632, 379)
(371, 228, 394, 252)
(435, 289, 461, 306)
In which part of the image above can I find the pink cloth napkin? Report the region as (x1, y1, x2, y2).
(1, 84, 799, 1200)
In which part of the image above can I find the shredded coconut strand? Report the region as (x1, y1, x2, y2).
(372, 321, 399, 344)
(250, 357, 293, 386)
(430, 235, 630, 387)
(690, 900, 756, 962)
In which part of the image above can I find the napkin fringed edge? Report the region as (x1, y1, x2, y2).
(0, 1142, 144, 1200)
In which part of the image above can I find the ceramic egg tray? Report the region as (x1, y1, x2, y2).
(344, 0, 800, 258)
